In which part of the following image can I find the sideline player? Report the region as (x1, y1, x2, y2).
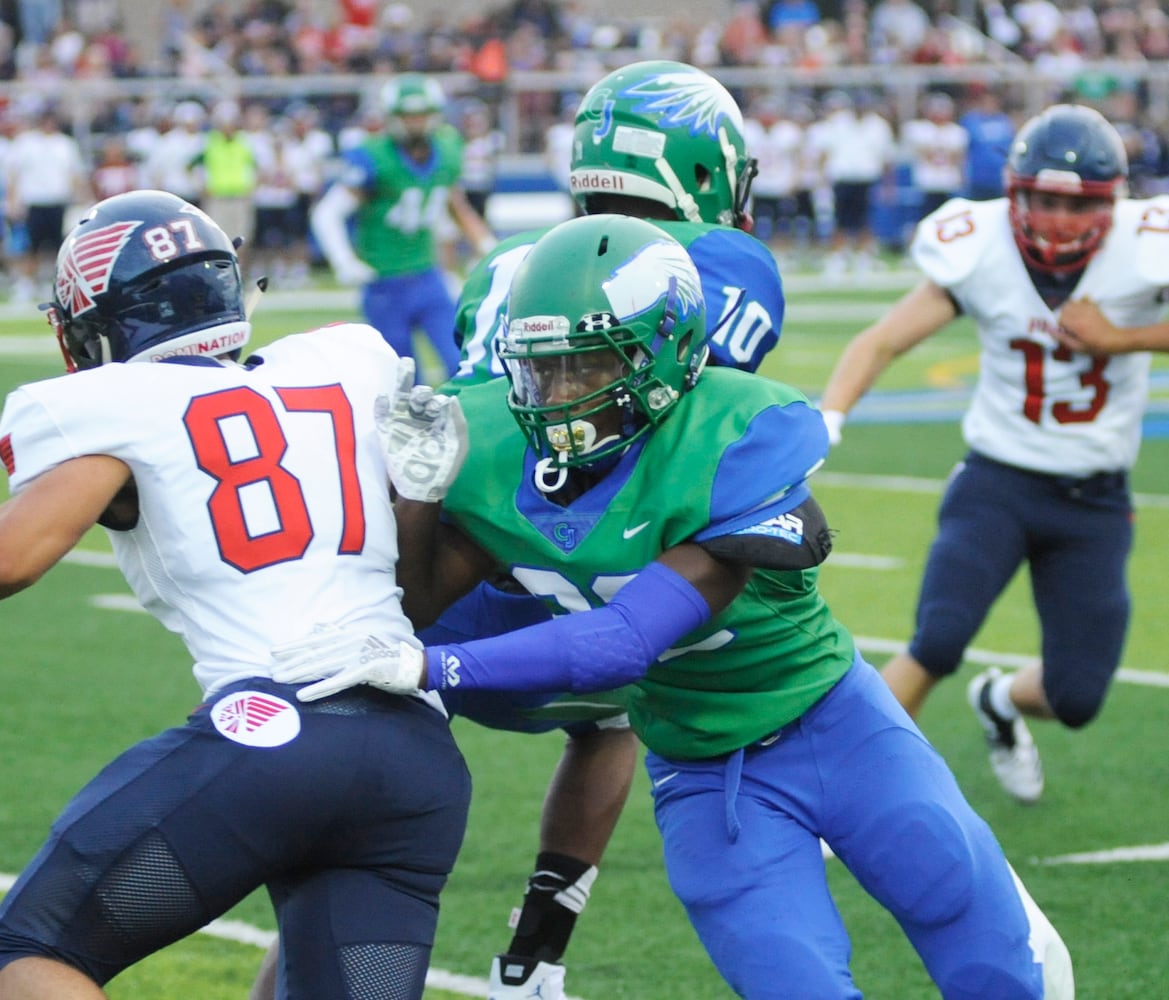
(311, 72, 496, 380)
(0, 190, 471, 999)
(818, 104, 1169, 803)
(274, 214, 1075, 999)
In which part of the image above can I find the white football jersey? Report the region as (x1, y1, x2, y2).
(912, 196, 1169, 476)
(0, 323, 429, 700)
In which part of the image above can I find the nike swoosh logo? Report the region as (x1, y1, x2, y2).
(623, 521, 651, 540)
(652, 772, 679, 789)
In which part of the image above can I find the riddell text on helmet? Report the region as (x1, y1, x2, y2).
(570, 173, 626, 192)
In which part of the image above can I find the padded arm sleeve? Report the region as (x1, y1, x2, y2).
(423, 561, 711, 694)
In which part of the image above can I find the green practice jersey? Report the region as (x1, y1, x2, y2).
(343, 124, 464, 278)
(443, 370, 855, 759)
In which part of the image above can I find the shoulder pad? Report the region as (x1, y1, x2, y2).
(1124, 196, 1169, 286)
(910, 198, 1005, 289)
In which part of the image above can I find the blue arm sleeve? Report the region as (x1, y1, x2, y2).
(423, 561, 711, 694)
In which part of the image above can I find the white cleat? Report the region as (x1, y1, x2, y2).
(488, 954, 566, 1000)
(967, 668, 1044, 804)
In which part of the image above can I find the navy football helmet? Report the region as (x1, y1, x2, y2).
(50, 190, 248, 371)
(1005, 104, 1128, 274)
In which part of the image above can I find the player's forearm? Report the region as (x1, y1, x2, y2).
(0, 456, 130, 597)
(819, 329, 900, 414)
(820, 280, 956, 416)
(394, 500, 491, 628)
(421, 561, 710, 693)
(1092, 322, 1169, 354)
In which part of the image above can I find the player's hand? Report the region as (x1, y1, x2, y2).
(334, 258, 377, 287)
(375, 358, 468, 502)
(271, 624, 426, 701)
(820, 409, 845, 447)
(1056, 297, 1120, 355)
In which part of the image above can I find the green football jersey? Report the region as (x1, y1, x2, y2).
(350, 124, 464, 278)
(451, 220, 785, 384)
(443, 370, 855, 760)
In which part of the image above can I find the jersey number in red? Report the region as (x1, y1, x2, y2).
(183, 384, 366, 572)
(1010, 339, 1110, 424)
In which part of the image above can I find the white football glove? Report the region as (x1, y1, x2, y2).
(376, 357, 468, 502)
(820, 409, 845, 447)
(334, 257, 378, 287)
(271, 623, 426, 702)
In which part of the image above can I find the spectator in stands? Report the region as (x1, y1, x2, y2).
(142, 99, 206, 207)
(959, 83, 1015, 200)
(91, 134, 141, 200)
(869, 0, 931, 64)
(282, 101, 335, 277)
(459, 99, 505, 218)
(720, 1, 767, 66)
(902, 90, 968, 220)
(809, 88, 895, 277)
(3, 106, 90, 302)
(1107, 86, 1164, 197)
(762, 0, 819, 36)
(542, 95, 575, 194)
(195, 100, 259, 272)
(1012, 0, 1065, 58)
(743, 93, 804, 253)
(251, 116, 301, 289)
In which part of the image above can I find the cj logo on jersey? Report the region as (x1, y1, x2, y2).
(210, 690, 301, 748)
(553, 522, 577, 550)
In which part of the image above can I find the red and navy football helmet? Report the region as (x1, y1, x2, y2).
(50, 190, 249, 371)
(1005, 104, 1128, 274)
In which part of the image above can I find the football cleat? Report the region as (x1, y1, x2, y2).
(488, 953, 566, 1000)
(967, 668, 1045, 804)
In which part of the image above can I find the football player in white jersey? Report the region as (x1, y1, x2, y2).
(819, 104, 1169, 804)
(0, 190, 472, 998)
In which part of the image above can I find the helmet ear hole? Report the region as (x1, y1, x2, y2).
(693, 164, 712, 193)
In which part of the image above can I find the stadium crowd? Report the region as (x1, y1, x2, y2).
(0, 0, 1168, 296)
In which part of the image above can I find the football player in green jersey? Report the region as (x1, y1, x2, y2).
(276, 216, 1074, 999)
(311, 73, 495, 381)
(441, 60, 786, 997)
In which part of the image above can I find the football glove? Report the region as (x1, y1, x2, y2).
(376, 357, 468, 502)
(271, 623, 426, 701)
(820, 409, 845, 447)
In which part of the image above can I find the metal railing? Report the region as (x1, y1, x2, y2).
(8, 59, 1168, 155)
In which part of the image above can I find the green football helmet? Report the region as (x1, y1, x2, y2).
(381, 73, 445, 139)
(499, 214, 708, 484)
(570, 60, 756, 228)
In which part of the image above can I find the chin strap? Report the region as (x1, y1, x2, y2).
(533, 420, 624, 495)
(534, 457, 569, 495)
(654, 155, 702, 222)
